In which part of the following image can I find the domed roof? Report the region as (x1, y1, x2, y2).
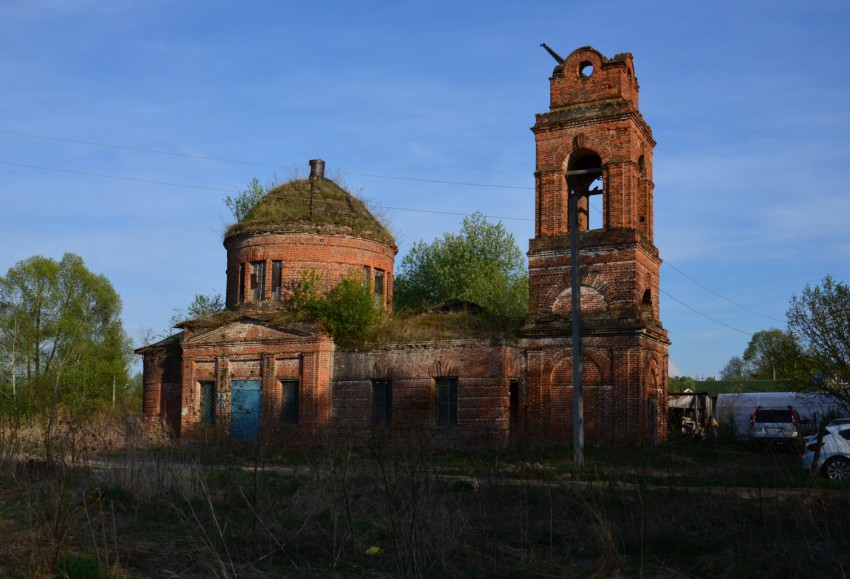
(224, 178, 394, 245)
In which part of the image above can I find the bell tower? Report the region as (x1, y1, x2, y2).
(523, 46, 670, 444)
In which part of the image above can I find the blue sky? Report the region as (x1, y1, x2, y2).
(1, 0, 848, 378)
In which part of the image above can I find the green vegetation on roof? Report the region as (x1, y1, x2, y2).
(366, 310, 520, 345)
(224, 178, 394, 245)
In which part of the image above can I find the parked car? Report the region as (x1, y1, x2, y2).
(802, 423, 850, 480)
(803, 417, 850, 446)
(748, 405, 801, 451)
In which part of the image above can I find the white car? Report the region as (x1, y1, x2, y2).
(802, 423, 850, 480)
(802, 417, 850, 446)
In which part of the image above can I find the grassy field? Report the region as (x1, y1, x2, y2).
(0, 416, 848, 578)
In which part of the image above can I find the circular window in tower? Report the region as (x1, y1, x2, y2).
(579, 61, 594, 78)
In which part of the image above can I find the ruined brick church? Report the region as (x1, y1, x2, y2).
(138, 46, 670, 446)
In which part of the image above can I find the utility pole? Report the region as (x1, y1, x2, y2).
(565, 167, 603, 471)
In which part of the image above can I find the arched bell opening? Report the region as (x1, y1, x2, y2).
(566, 150, 603, 232)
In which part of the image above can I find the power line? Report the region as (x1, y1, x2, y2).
(0, 160, 532, 222)
(0, 128, 287, 168)
(1, 128, 778, 330)
(0, 128, 531, 191)
(588, 199, 783, 324)
(0, 160, 235, 192)
(343, 171, 529, 190)
(660, 288, 753, 337)
(662, 261, 784, 323)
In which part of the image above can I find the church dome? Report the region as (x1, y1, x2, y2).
(223, 160, 397, 311)
(224, 173, 393, 245)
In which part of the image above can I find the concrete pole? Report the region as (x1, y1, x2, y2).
(569, 186, 584, 470)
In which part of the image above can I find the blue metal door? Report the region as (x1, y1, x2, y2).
(231, 380, 261, 443)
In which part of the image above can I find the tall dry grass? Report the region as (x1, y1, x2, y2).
(0, 412, 848, 577)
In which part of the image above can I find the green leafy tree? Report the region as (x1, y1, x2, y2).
(719, 330, 804, 381)
(224, 178, 265, 221)
(394, 212, 528, 326)
(317, 277, 382, 345)
(294, 272, 381, 345)
(170, 293, 224, 327)
(0, 254, 132, 460)
(719, 356, 753, 380)
(742, 328, 804, 380)
(668, 375, 696, 393)
(787, 275, 850, 409)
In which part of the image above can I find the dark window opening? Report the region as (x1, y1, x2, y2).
(281, 380, 299, 424)
(271, 260, 283, 301)
(199, 381, 215, 426)
(250, 261, 266, 302)
(641, 289, 653, 319)
(509, 380, 519, 426)
(436, 377, 458, 426)
(374, 269, 385, 304)
(372, 379, 392, 426)
(238, 264, 246, 304)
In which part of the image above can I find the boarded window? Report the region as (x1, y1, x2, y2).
(250, 261, 266, 302)
(271, 260, 283, 301)
(436, 377, 458, 426)
(199, 381, 215, 426)
(281, 380, 299, 424)
(372, 380, 392, 426)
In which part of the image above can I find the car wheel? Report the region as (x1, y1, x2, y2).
(824, 457, 850, 480)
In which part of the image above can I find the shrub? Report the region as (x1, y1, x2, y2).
(294, 272, 382, 346)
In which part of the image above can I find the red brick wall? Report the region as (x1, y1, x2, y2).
(141, 344, 182, 435)
(139, 45, 670, 447)
(333, 340, 525, 447)
(161, 321, 336, 442)
(224, 232, 396, 310)
(525, 46, 669, 444)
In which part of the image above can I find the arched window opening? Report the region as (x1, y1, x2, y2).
(641, 288, 653, 319)
(567, 151, 603, 232)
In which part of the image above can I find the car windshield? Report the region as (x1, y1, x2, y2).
(755, 409, 793, 423)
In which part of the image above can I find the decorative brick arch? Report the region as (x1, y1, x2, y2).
(430, 359, 461, 378)
(371, 361, 392, 379)
(538, 132, 615, 176)
(544, 272, 614, 316)
(553, 285, 608, 316)
(645, 356, 662, 392)
(564, 133, 614, 167)
(543, 347, 612, 387)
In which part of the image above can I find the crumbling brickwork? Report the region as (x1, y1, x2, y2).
(224, 233, 396, 310)
(333, 340, 525, 447)
(524, 46, 670, 443)
(138, 45, 669, 447)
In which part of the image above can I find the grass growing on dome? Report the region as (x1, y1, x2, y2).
(225, 178, 394, 244)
